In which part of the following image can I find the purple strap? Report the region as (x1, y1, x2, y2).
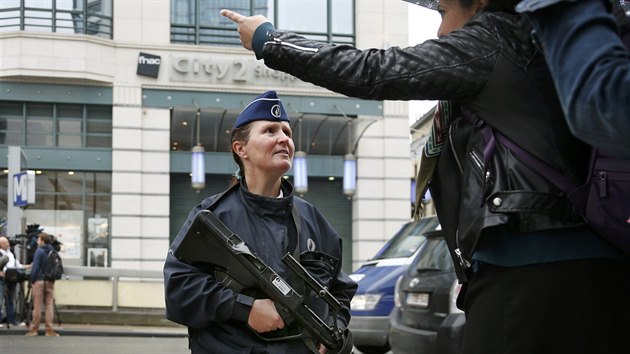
(461, 107, 578, 197)
(494, 133, 577, 193)
(461, 108, 496, 205)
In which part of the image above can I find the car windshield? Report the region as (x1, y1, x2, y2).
(374, 218, 440, 259)
(411, 237, 453, 272)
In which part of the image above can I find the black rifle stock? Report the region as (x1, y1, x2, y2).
(173, 209, 353, 354)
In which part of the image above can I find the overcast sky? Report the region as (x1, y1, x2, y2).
(407, 4, 441, 125)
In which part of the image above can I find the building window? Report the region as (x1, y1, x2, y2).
(170, 0, 354, 46)
(0, 0, 113, 39)
(0, 101, 112, 148)
(0, 170, 112, 267)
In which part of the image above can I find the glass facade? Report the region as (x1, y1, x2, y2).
(0, 101, 112, 148)
(0, 100, 112, 266)
(170, 0, 354, 46)
(0, 0, 113, 38)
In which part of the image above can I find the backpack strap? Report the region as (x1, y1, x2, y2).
(460, 107, 498, 205)
(42, 250, 54, 281)
(493, 132, 579, 193)
(460, 107, 579, 197)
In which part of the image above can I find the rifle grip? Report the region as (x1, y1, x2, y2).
(274, 302, 295, 326)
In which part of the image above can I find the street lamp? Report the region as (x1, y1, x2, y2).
(191, 108, 205, 190)
(343, 153, 357, 196)
(294, 151, 308, 193)
(343, 120, 357, 196)
(293, 117, 308, 193)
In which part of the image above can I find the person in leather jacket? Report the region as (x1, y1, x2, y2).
(221, 1, 630, 353)
(163, 90, 357, 354)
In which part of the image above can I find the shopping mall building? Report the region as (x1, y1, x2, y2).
(0, 0, 414, 273)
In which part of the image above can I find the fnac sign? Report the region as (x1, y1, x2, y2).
(13, 170, 36, 207)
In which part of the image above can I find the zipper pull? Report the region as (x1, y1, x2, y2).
(454, 248, 471, 269)
(598, 171, 607, 198)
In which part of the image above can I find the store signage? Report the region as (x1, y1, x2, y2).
(137, 52, 161, 78)
(13, 170, 36, 207)
(169, 55, 313, 88)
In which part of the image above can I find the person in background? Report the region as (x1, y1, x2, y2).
(0, 237, 7, 328)
(25, 233, 59, 337)
(221, 1, 630, 353)
(163, 90, 357, 354)
(0, 236, 29, 327)
(516, 0, 630, 158)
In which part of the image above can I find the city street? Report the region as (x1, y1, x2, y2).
(0, 332, 389, 354)
(0, 335, 190, 354)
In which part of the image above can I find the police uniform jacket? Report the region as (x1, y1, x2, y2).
(163, 179, 357, 353)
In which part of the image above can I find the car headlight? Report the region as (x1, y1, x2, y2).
(349, 273, 365, 282)
(394, 275, 403, 308)
(350, 294, 382, 311)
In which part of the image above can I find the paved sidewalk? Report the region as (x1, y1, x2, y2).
(0, 322, 188, 338)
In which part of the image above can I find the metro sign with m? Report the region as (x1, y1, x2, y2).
(13, 170, 36, 207)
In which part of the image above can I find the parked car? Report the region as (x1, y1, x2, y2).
(389, 230, 465, 354)
(348, 217, 440, 354)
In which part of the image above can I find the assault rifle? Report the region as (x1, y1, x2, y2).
(173, 209, 354, 354)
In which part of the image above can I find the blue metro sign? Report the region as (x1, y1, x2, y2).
(13, 170, 36, 207)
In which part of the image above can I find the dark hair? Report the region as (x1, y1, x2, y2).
(483, 0, 520, 13)
(230, 123, 253, 185)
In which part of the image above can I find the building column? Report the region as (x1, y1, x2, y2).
(110, 85, 171, 270)
(351, 101, 412, 270)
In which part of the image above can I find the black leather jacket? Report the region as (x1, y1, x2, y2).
(258, 10, 590, 277)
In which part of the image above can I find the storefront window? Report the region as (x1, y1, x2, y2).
(0, 170, 112, 267)
(0, 101, 112, 148)
(0, 102, 24, 146)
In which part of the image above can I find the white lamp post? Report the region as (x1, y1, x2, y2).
(294, 150, 308, 193)
(191, 109, 205, 190)
(343, 153, 357, 196)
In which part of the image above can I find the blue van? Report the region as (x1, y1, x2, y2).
(348, 217, 440, 354)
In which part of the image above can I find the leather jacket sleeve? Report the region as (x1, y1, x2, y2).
(260, 13, 499, 102)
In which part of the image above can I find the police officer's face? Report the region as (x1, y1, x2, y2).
(436, 0, 484, 38)
(235, 120, 294, 177)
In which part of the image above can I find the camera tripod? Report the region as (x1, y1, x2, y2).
(3, 280, 61, 329)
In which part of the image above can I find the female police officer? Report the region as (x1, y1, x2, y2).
(163, 91, 357, 354)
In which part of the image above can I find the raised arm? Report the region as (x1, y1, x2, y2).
(220, 9, 267, 51)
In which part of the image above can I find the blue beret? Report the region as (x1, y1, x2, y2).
(233, 90, 290, 129)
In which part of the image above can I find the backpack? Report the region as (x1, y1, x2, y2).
(43, 249, 64, 281)
(461, 108, 630, 254)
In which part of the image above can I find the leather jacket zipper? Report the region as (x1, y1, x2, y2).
(470, 150, 483, 173)
(448, 128, 471, 270)
(454, 246, 471, 269)
(470, 150, 493, 188)
(448, 127, 464, 175)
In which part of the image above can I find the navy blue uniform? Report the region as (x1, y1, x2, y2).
(164, 180, 357, 353)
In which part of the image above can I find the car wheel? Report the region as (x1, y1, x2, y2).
(355, 344, 390, 354)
